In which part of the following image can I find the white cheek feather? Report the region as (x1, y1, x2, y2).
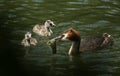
(108, 35, 111, 37)
(62, 33, 69, 41)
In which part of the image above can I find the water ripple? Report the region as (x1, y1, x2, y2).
(64, 8, 80, 11)
(1, 0, 120, 76)
(67, 1, 88, 5)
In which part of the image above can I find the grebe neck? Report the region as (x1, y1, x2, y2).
(68, 38, 81, 55)
(46, 27, 51, 32)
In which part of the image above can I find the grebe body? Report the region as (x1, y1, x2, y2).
(33, 20, 55, 36)
(50, 28, 114, 55)
(21, 32, 37, 47)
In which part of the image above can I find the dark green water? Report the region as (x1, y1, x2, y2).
(0, 0, 120, 76)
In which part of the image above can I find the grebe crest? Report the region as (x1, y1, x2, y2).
(33, 20, 55, 36)
(61, 28, 80, 41)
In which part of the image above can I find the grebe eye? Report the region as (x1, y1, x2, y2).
(61, 34, 65, 37)
(50, 23, 53, 26)
(103, 33, 108, 37)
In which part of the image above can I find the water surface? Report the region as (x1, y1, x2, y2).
(0, 0, 120, 76)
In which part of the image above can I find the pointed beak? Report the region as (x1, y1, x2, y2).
(54, 35, 63, 42)
(52, 24, 56, 27)
(47, 35, 64, 54)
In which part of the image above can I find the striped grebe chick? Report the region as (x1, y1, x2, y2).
(33, 20, 55, 36)
(21, 32, 37, 47)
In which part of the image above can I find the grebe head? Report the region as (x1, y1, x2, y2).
(48, 28, 81, 55)
(103, 33, 111, 38)
(45, 20, 55, 28)
(101, 33, 114, 47)
(53, 28, 80, 42)
(25, 32, 32, 39)
(60, 28, 80, 41)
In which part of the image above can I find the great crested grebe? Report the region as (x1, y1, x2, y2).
(33, 20, 55, 36)
(21, 32, 37, 47)
(48, 28, 114, 55)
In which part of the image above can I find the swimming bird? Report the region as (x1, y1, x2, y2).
(21, 32, 37, 47)
(33, 20, 55, 36)
(48, 28, 114, 55)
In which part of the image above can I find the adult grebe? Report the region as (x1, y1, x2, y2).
(48, 28, 114, 55)
(21, 32, 37, 47)
(33, 20, 55, 36)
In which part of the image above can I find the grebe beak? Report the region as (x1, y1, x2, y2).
(47, 38, 57, 54)
(52, 24, 56, 27)
(54, 35, 64, 41)
(47, 35, 64, 54)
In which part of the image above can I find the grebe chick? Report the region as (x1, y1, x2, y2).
(21, 32, 37, 47)
(80, 32, 114, 52)
(50, 28, 114, 55)
(33, 20, 55, 36)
